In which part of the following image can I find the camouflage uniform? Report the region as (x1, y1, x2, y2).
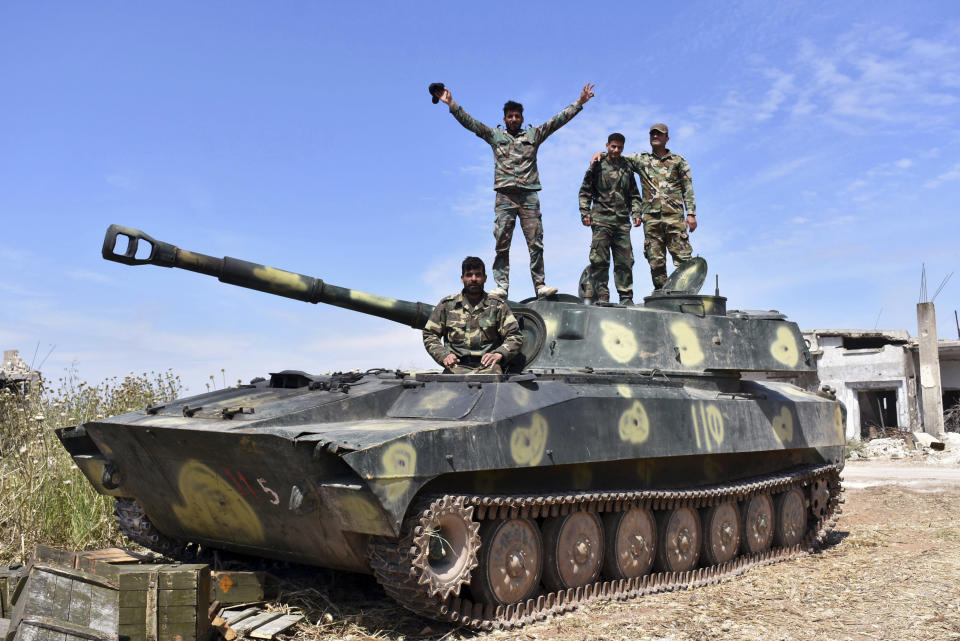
(422, 291, 523, 374)
(448, 99, 584, 292)
(623, 150, 697, 289)
(578, 156, 641, 302)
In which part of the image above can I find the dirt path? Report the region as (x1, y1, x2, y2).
(295, 464, 960, 641)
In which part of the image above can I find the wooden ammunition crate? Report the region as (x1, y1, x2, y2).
(8, 560, 209, 641)
(0, 567, 25, 619)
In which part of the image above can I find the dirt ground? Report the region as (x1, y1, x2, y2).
(283, 462, 960, 641)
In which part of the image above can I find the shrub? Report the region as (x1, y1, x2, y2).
(0, 369, 182, 563)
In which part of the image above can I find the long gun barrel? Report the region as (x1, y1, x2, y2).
(102, 225, 434, 328)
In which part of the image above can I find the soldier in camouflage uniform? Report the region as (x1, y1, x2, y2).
(422, 256, 523, 374)
(593, 123, 697, 290)
(578, 133, 641, 305)
(435, 84, 595, 300)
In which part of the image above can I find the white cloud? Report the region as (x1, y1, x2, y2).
(66, 270, 110, 283)
(924, 162, 960, 189)
(752, 156, 816, 185)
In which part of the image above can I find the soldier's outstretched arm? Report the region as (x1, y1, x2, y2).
(442, 88, 495, 144)
(578, 83, 595, 106)
(533, 82, 595, 143)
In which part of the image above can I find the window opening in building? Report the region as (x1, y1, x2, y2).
(841, 336, 900, 350)
(944, 389, 960, 432)
(857, 389, 898, 438)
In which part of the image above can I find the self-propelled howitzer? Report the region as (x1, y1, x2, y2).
(58, 224, 845, 631)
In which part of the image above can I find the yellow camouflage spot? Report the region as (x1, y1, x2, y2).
(600, 320, 638, 363)
(771, 407, 794, 444)
(670, 321, 705, 366)
(510, 413, 548, 466)
(339, 495, 382, 523)
(416, 389, 458, 409)
(176, 250, 205, 269)
(672, 269, 694, 291)
(171, 461, 264, 544)
(543, 317, 559, 337)
(512, 385, 532, 406)
(702, 298, 714, 313)
(834, 406, 845, 442)
(381, 442, 417, 501)
(350, 290, 399, 308)
(252, 266, 308, 292)
(238, 435, 264, 455)
(616, 384, 632, 398)
(618, 401, 650, 444)
(770, 326, 800, 367)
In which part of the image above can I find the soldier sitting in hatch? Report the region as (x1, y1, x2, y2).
(422, 257, 523, 374)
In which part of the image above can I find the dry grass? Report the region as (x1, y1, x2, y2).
(262, 485, 960, 641)
(0, 369, 182, 563)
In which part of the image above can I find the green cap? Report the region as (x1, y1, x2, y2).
(649, 123, 669, 134)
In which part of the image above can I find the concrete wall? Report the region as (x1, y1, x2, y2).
(942, 361, 960, 389)
(809, 337, 912, 439)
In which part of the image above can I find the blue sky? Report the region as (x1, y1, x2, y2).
(2, 1, 958, 393)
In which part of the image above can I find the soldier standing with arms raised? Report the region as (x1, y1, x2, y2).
(434, 83, 595, 300)
(579, 133, 641, 305)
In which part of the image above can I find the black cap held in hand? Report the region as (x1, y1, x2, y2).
(429, 82, 445, 104)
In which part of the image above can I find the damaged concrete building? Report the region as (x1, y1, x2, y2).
(803, 329, 960, 439)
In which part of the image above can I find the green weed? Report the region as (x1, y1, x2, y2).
(0, 369, 182, 563)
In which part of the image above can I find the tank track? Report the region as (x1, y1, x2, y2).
(114, 498, 189, 558)
(368, 463, 843, 631)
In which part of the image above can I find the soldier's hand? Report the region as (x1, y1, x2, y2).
(439, 88, 452, 105)
(480, 352, 503, 367)
(686, 214, 697, 233)
(581, 215, 592, 226)
(442, 353, 459, 367)
(577, 83, 595, 105)
(590, 152, 603, 164)
(633, 217, 643, 227)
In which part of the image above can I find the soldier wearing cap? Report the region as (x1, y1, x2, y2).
(422, 256, 523, 374)
(433, 83, 595, 301)
(593, 123, 697, 289)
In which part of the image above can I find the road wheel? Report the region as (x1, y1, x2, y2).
(740, 493, 775, 554)
(656, 505, 701, 572)
(774, 488, 807, 548)
(472, 518, 542, 605)
(602, 507, 656, 579)
(700, 502, 740, 565)
(541, 511, 604, 590)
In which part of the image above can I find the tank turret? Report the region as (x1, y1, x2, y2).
(103, 225, 817, 376)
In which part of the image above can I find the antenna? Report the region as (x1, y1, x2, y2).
(930, 272, 953, 303)
(37, 344, 55, 371)
(873, 307, 883, 330)
(920, 264, 953, 304)
(955, 310, 959, 340)
(715, 275, 719, 297)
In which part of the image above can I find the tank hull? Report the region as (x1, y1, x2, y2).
(59, 370, 843, 575)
